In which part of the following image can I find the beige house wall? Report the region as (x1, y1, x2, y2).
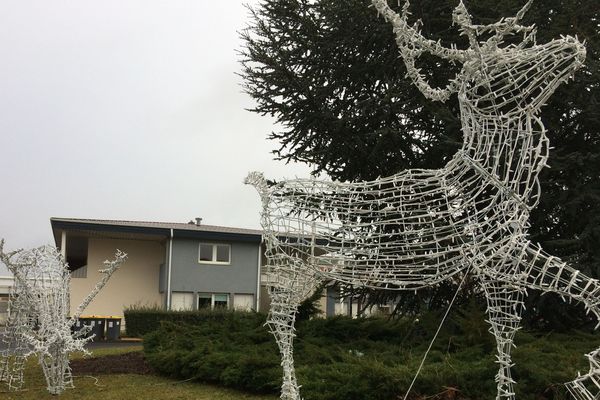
(69, 237, 165, 317)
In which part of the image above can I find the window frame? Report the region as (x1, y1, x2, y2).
(198, 243, 231, 265)
(197, 293, 230, 310)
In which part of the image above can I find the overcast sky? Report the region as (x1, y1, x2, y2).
(0, 0, 313, 258)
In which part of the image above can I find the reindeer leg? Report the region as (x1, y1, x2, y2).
(481, 276, 526, 400)
(494, 241, 600, 399)
(266, 262, 320, 400)
(268, 285, 301, 400)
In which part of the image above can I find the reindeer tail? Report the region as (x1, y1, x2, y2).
(244, 171, 271, 203)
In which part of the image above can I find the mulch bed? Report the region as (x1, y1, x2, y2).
(70, 351, 155, 375)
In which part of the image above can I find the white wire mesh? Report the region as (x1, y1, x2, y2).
(246, 1, 597, 399)
(0, 240, 126, 395)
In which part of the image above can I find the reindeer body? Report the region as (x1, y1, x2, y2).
(246, 1, 599, 399)
(0, 243, 126, 395)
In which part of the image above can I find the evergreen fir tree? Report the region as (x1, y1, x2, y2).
(240, 0, 600, 328)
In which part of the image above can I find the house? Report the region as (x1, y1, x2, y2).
(0, 275, 12, 324)
(50, 217, 391, 321)
(51, 217, 263, 317)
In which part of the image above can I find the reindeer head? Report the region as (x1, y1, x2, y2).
(372, 0, 586, 115)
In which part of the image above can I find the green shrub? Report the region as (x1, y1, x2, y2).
(123, 304, 266, 337)
(296, 282, 326, 322)
(143, 309, 598, 400)
(144, 317, 281, 394)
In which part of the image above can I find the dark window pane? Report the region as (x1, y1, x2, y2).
(198, 295, 211, 309)
(199, 244, 213, 262)
(216, 245, 230, 263)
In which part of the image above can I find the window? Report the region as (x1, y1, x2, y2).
(233, 294, 254, 311)
(66, 236, 88, 278)
(197, 293, 229, 310)
(216, 245, 229, 263)
(213, 294, 228, 309)
(197, 294, 212, 309)
(172, 292, 194, 311)
(199, 244, 213, 262)
(198, 243, 231, 264)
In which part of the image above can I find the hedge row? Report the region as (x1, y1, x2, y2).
(142, 303, 599, 400)
(123, 305, 266, 337)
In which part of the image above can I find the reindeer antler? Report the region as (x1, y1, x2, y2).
(514, 0, 535, 25)
(0, 239, 30, 277)
(452, 0, 478, 48)
(372, 0, 469, 102)
(372, 0, 540, 102)
(372, 0, 467, 62)
(72, 250, 127, 320)
(468, 0, 537, 47)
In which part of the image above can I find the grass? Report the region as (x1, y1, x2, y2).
(0, 346, 277, 400)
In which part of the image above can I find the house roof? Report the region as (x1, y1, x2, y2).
(50, 217, 263, 244)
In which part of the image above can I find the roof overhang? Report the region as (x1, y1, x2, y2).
(50, 219, 262, 245)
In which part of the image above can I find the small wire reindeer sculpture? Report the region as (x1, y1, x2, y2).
(245, 1, 600, 399)
(0, 240, 126, 395)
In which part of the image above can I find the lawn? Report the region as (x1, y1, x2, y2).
(0, 346, 277, 400)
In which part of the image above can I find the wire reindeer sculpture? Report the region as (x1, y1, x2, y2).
(245, 1, 599, 399)
(0, 240, 126, 395)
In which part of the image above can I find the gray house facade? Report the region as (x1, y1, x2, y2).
(164, 231, 262, 312)
(51, 218, 262, 316)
